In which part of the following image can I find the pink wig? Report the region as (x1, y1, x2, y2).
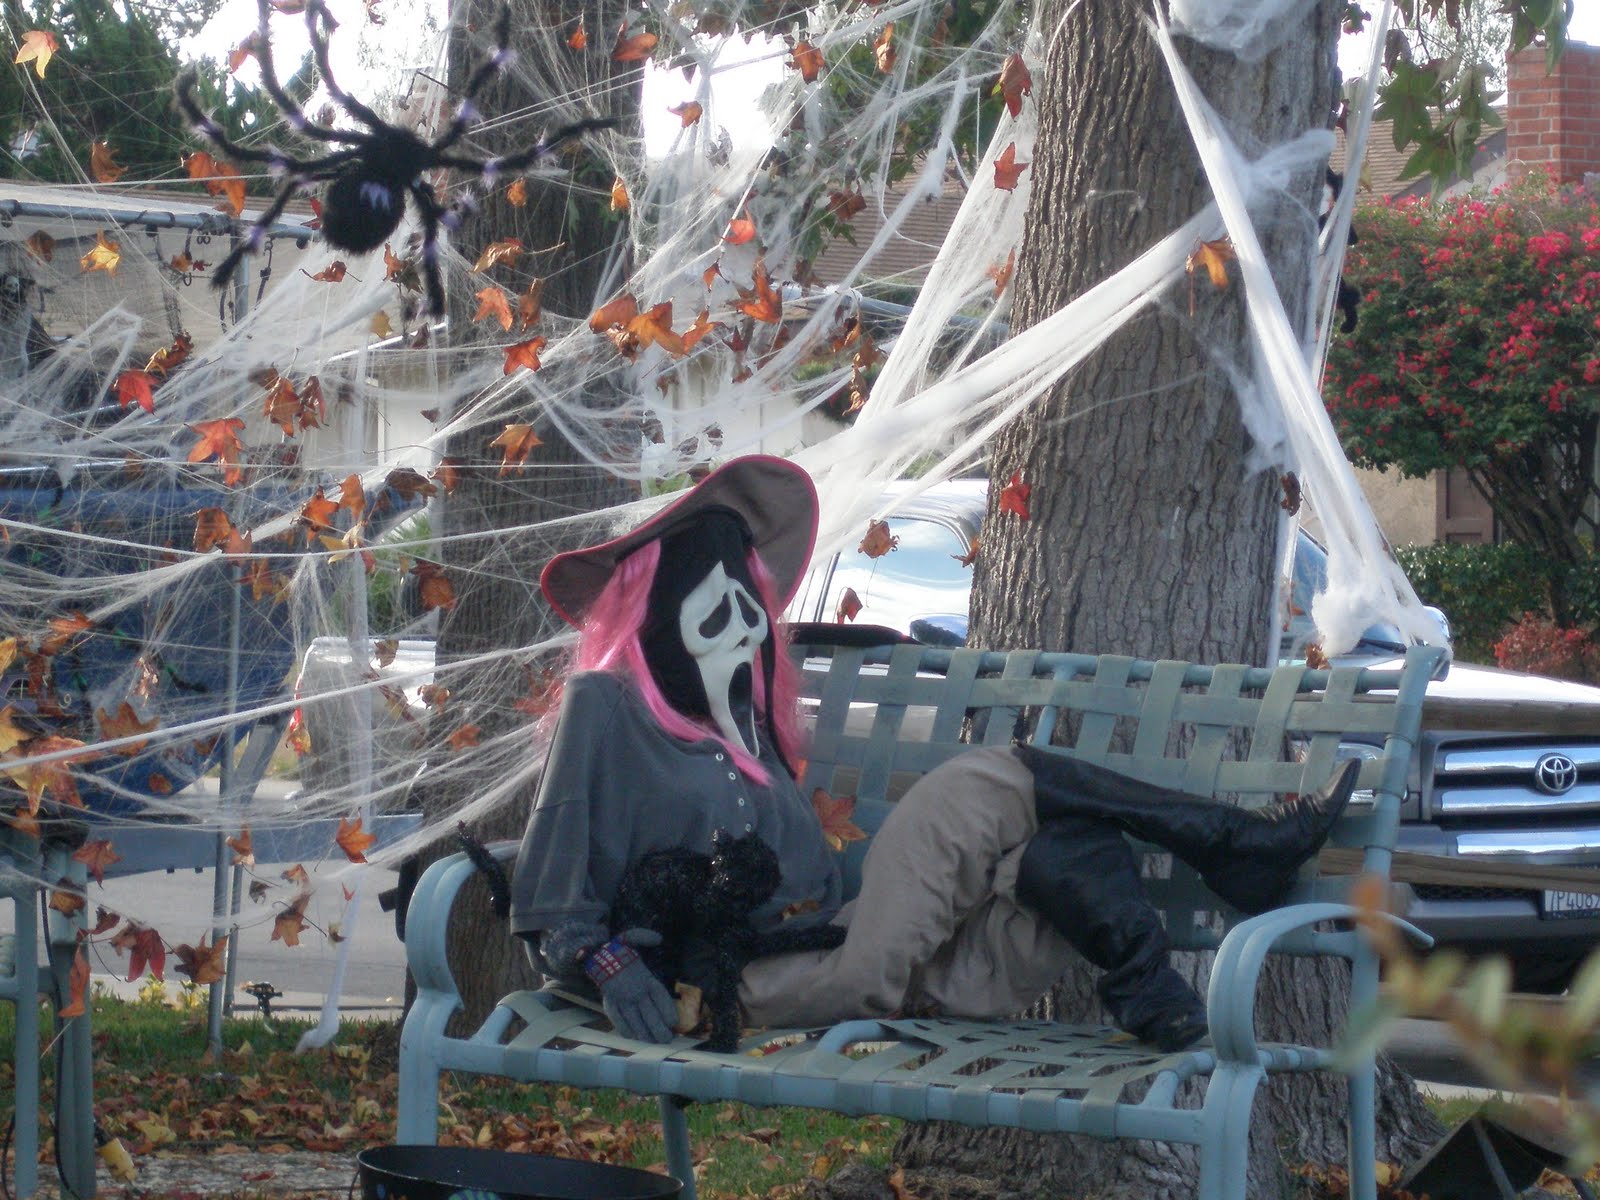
(572, 538, 805, 783)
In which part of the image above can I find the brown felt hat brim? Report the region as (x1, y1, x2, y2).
(540, 455, 819, 628)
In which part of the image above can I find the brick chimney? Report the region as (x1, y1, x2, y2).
(1506, 40, 1600, 185)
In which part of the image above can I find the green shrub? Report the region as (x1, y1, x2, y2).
(1397, 542, 1600, 663)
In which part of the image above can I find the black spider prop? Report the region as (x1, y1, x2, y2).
(175, 0, 613, 316)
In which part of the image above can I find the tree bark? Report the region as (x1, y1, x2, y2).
(896, 2, 1441, 1196)
(410, 0, 642, 1030)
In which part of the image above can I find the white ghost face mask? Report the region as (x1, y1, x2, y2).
(677, 561, 769, 755)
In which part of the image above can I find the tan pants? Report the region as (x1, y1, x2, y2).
(740, 746, 1077, 1027)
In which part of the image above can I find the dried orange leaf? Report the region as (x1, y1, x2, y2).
(24, 230, 55, 262)
(609, 176, 630, 212)
(668, 101, 703, 127)
(79, 230, 121, 276)
(612, 25, 657, 61)
(789, 40, 823, 82)
(58, 945, 89, 1018)
(588, 292, 640, 332)
(567, 19, 587, 49)
(73, 838, 122, 884)
(90, 140, 125, 184)
(1186, 237, 1235, 290)
(998, 470, 1031, 520)
(995, 53, 1032, 117)
(503, 335, 547, 374)
(95, 702, 157, 755)
(858, 519, 899, 559)
(411, 560, 457, 611)
(335, 815, 377, 863)
(506, 178, 528, 207)
(186, 417, 246, 485)
(735, 260, 782, 324)
(473, 286, 514, 330)
(723, 209, 757, 246)
(114, 369, 157, 415)
(14, 29, 58, 78)
(993, 143, 1029, 192)
(174, 934, 228, 985)
(227, 826, 255, 867)
(872, 24, 895, 73)
(490, 423, 542, 473)
(835, 586, 862, 623)
(471, 237, 524, 273)
(810, 788, 867, 851)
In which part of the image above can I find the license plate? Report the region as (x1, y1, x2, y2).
(1540, 889, 1600, 919)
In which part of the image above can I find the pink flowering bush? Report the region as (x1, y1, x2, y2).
(1493, 613, 1600, 682)
(1325, 176, 1600, 623)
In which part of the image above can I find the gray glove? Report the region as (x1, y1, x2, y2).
(538, 922, 676, 1043)
(583, 929, 677, 1044)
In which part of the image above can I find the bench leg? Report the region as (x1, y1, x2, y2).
(1347, 945, 1380, 1200)
(1198, 1063, 1260, 1200)
(659, 1096, 697, 1200)
(396, 1006, 447, 1145)
(12, 896, 40, 1199)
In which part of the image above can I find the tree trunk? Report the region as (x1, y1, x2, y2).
(896, 3, 1441, 1196)
(409, 0, 642, 1029)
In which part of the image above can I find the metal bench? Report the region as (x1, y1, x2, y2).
(397, 641, 1443, 1200)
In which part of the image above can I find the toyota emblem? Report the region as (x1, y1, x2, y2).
(1534, 753, 1580, 796)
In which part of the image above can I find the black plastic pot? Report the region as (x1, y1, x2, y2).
(356, 1146, 683, 1200)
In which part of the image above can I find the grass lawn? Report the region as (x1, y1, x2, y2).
(0, 985, 899, 1199)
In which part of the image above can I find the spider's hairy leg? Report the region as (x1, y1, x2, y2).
(210, 182, 302, 294)
(431, 5, 517, 156)
(304, 0, 385, 133)
(409, 183, 450, 318)
(440, 117, 618, 179)
(175, 69, 353, 169)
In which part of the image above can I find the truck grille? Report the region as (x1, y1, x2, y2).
(1412, 883, 1536, 903)
(1432, 740, 1600, 819)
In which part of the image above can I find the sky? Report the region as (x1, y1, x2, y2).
(194, 1, 1600, 160)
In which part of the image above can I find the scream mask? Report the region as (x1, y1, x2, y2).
(639, 508, 779, 759)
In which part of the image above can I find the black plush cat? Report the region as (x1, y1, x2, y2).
(608, 828, 846, 1052)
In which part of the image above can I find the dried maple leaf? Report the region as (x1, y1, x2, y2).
(952, 536, 980, 568)
(80, 230, 121, 275)
(147, 772, 172, 795)
(723, 209, 757, 246)
(811, 789, 867, 851)
(987, 248, 1015, 298)
(58, 946, 89, 1018)
(0, 705, 29, 755)
(567, 18, 586, 49)
(681, 309, 718, 353)
(858, 519, 899, 559)
(248, 879, 271, 903)
(447, 724, 481, 751)
(611, 24, 657, 61)
(609, 176, 630, 212)
(993, 143, 1029, 192)
(335, 815, 377, 863)
(431, 458, 462, 495)
(186, 417, 246, 485)
(412, 560, 457, 611)
(24, 230, 55, 262)
(72, 838, 122, 886)
(384, 466, 436, 502)
(1186, 237, 1235, 290)
(174, 934, 228, 985)
(193, 507, 234, 553)
(95, 702, 157, 755)
(90, 140, 125, 184)
(337, 473, 365, 520)
(13, 29, 58, 78)
(114, 369, 157, 415)
(615, 301, 685, 358)
(735, 260, 783, 324)
(309, 259, 348, 282)
(589, 292, 640, 333)
(1304, 641, 1329, 671)
(668, 101, 704, 128)
(243, 558, 282, 603)
(873, 24, 895, 73)
(110, 922, 165, 982)
(517, 278, 544, 329)
(227, 826, 255, 866)
(40, 611, 95, 656)
(471, 237, 524, 273)
(281, 863, 310, 887)
(503, 335, 548, 374)
(0, 637, 14, 674)
(272, 894, 311, 947)
(1280, 471, 1302, 515)
(835, 586, 862, 623)
(998, 470, 1031, 520)
(826, 188, 866, 221)
(299, 487, 339, 542)
(789, 40, 823, 82)
(50, 878, 85, 917)
(145, 332, 192, 376)
(299, 375, 326, 429)
(995, 53, 1032, 117)
(227, 32, 260, 73)
(263, 375, 301, 435)
(370, 310, 396, 339)
(473, 286, 513, 330)
(91, 907, 119, 934)
(490, 423, 542, 474)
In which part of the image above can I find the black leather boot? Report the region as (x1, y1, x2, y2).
(1016, 745, 1361, 915)
(1016, 816, 1208, 1053)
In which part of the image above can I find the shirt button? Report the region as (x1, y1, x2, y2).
(727, 771, 737, 781)
(744, 823, 753, 833)
(737, 797, 746, 806)
(715, 753, 725, 762)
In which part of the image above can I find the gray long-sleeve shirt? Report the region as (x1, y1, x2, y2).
(509, 671, 843, 939)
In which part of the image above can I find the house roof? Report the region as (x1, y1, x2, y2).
(809, 173, 969, 289)
(1332, 117, 1508, 199)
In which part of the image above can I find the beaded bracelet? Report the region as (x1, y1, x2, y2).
(581, 938, 639, 986)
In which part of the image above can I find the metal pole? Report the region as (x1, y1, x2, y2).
(207, 558, 245, 1056)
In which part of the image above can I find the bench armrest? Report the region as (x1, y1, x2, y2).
(1206, 902, 1431, 1066)
(404, 842, 519, 1001)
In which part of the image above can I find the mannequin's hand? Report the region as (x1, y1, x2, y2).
(539, 920, 609, 978)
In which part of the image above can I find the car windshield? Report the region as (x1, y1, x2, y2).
(1287, 534, 1408, 659)
(823, 516, 972, 631)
